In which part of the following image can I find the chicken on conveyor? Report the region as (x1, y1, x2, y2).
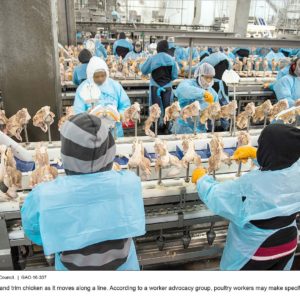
(144, 104, 161, 137)
(154, 139, 182, 177)
(236, 102, 255, 130)
(0, 145, 22, 200)
(127, 139, 151, 180)
(181, 101, 200, 122)
(207, 134, 231, 176)
(58, 106, 75, 130)
(6, 108, 31, 141)
(33, 106, 55, 133)
(269, 99, 289, 122)
(29, 144, 58, 187)
(252, 100, 273, 124)
(123, 102, 141, 125)
(164, 102, 181, 124)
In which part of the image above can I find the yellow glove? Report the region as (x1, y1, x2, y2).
(191, 168, 207, 184)
(203, 91, 214, 105)
(263, 83, 270, 89)
(231, 146, 257, 163)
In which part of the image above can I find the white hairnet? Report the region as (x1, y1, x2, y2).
(194, 62, 215, 78)
(87, 56, 109, 83)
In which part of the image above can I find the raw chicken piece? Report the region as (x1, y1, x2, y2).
(123, 102, 141, 125)
(0, 110, 8, 130)
(262, 58, 268, 74)
(255, 58, 262, 72)
(58, 106, 75, 129)
(154, 139, 182, 176)
(269, 100, 289, 122)
(271, 59, 277, 72)
(181, 101, 200, 122)
(208, 134, 231, 174)
(233, 57, 243, 72)
(246, 58, 253, 74)
(200, 102, 221, 124)
(127, 139, 151, 180)
(29, 144, 58, 187)
(252, 100, 273, 123)
(219, 100, 237, 119)
(237, 131, 251, 147)
(295, 99, 300, 107)
(144, 104, 161, 137)
(276, 106, 300, 124)
(164, 102, 181, 124)
(0, 146, 22, 200)
(181, 138, 202, 167)
(33, 106, 55, 133)
(236, 102, 255, 129)
(122, 62, 130, 78)
(6, 108, 31, 141)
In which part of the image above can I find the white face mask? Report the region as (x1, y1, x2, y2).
(198, 76, 213, 89)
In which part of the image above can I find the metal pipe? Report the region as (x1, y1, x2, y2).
(247, 116, 251, 132)
(188, 38, 193, 79)
(211, 118, 215, 134)
(135, 121, 138, 137)
(23, 125, 29, 145)
(193, 115, 197, 135)
(158, 167, 162, 185)
(185, 163, 190, 183)
(155, 119, 158, 137)
(236, 161, 242, 177)
(47, 123, 52, 144)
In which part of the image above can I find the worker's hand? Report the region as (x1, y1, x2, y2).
(191, 167, 207, 184)
(203, 91, 214, 105)
(263, 82, 270, 89)
(231, 146, 257, 163)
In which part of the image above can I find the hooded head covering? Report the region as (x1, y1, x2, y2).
(291, 58, 300, 77)
(119, 32, 126, 39)
(60, 113, 116, 175)
(157, 40, 169, 53)
(194, 62, 215, 89)
(78, 49, 92, 64)
(86, 56, 109, 83)
(133, 41, 142, 53)
(257, 123, 300, 171)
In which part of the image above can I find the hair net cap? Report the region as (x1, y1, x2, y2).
(194, 62, 215, 78)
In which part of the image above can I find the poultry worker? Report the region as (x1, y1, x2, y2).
(192, 123, 300, 270)
(172, 62, 218, 134)
(73, 56, 131, 137)
(113, 32, 133, 59)
(21, 113, 145, 270)
(72, 49, 92, 86)
(94, 35, 107, 60)
(123, 40, 147, 62)
(141, 39, 178, 134)
(273, 57, 300, 107)
(167, 36, 176, 57)
(265, 47, 285, 71)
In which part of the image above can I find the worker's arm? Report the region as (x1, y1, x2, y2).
(140, 57, 152, 75)
(21, 190, 43, 246)
(99, 44, 107, 59)
(116, 82, 131, 114)
(273, 76, 295, 107)
(73, 88, 87, 114)
(128, 42, 133, 52)
(171, 61, 178, 80)
(72, 68, 80, 86)
(197, 175, 244, 225)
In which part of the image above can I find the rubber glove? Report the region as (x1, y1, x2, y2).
(191, 167, 207, 184)
(231, 146, 257, 163)
(203, 91, 214, 105)
(263, 82, 270, 89)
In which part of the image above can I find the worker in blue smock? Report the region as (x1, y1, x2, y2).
(21, 113, 145, 270)
(175, 46, 188, 68)
(192, 123, 300, 270)
(123, 41, 147, 62)
(255, 47, 270, 58)
(72, 49, 92, 86)
(113, 32, 133, 58)
(73, 56, 130, 137)
(265, 48, 285, 70)
(223, 47, 235, 60)
(273, 58, 300, 107)
(167, 36, 176, 57)
(94, 36, 107, 59)
(172, 63, 218, 134)
(186, 47, 200, 62)
(141, 40, 178, 134)
(264, 58, 291, 91)
(232, 47, 250, 59)
(199, 47, 210, 61)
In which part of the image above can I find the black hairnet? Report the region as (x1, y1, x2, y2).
(119, 32, 126, 39)
(257, 123, 300, 171)
(157, 40, 169, 53)
(78, 49, 92, 64)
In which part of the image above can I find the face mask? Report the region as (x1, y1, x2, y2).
(135, 46, 142, 53)
(198, 76, 213, 89)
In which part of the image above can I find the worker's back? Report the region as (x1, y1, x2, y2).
(21, 170, 145, 270)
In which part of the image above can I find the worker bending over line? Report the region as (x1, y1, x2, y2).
(73, 56, 131, 137)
